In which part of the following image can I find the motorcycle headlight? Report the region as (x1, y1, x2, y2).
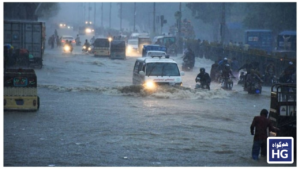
(144, 81, 156, 90)
(64, 46, 70, 51)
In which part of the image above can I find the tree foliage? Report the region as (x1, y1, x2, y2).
(242, 3, 296, 33)
(4, 3, 60, 20)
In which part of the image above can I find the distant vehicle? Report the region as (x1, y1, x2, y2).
(4, 68, 40, 111)
(110, 40, 126, 59)
(244, 29, 273, 53)
(144, 51, 166, 58)
(127, 39, 139, 54)
(61, 35, 75, 45)
(138, 36, 152, 54)
(132, 56, 184, 90)
(142, 44, 166, 57)
(93, 37, 111, 57)
(4, 20, 45, 68)
(268, 83, 296, 157)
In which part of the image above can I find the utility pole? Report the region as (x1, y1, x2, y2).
(178, 2, 182, 53)
(94, 3, 96, 26)
(220, 3, 226, 44)
(88, 3, 90, 22)
(133, 2, 136, 32)
(101, 3, 103, 28)
(109, 3, 112, 31)
(120, 3, 122, 31)
(153, 3, 155, 34)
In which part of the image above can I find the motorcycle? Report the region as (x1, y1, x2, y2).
(63, 44, 73, 54)
(238, 71, 246, 85)
(262, 73, 278, 86)
(244, 73, 262, 94)
(182, 56, 194, 71)
(82, 45, 92, 53)
(195, 77, 210, 90)
(221, 76, 234, 90)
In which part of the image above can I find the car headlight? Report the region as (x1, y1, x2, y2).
(144, 81, 156, 90)
(64, 46, 70, 51)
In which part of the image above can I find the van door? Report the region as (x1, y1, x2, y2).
(132, 60, 145, 85)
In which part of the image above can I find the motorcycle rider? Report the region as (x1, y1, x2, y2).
(220, 64, 235, 88)
(210, 60, 219, 82)
(195, 68, 211, 90)
(183, 47, 195, 69)
(84, 39, 90, 47)
(218, 57, 229, 71)
(238, 60, 262, 88)
(279, 61, 296, 83)
(75, 34, 81, 45)
(264, 60, 276, 83)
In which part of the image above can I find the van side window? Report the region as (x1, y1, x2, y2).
(134, 61, 139, 73)
(138, 62, 143, 72)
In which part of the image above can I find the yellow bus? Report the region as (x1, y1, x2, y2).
(4, 69, 40, 111)
(93, 37, 112, 57)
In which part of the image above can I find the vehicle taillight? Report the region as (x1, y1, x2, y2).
(62, 40, 65, 43)
(72, 40, 75, 43)
(33, 100, 36, 106)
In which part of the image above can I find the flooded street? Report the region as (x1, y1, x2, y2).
(4, 37, 286, 166)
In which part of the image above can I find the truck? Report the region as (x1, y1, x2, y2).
(4, 20, 46, 69)
(269, 83, 296, 157)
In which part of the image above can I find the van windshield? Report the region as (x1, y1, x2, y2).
(128, 40, 138, 45)
(146, 63, 180, 76)
(94, 39, 109, 47)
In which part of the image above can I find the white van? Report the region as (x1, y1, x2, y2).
(132, 56, 184, 89)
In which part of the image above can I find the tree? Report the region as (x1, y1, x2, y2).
(4, 3, 60, 20)
(243, 3, 296, 34)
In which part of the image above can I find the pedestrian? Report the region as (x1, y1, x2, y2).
(250, 109, 279, 160)
(50, 35, 55, 49)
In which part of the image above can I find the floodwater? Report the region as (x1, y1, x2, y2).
(4, 30, 295, 167)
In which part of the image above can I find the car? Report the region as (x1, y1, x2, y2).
(61, 35, 75, 45)
(127, 38, 139, 54)
(144, 50, 167, 57)
(132, 55, 184, 90)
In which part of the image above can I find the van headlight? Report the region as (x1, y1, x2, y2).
(88, 47, 91, 51)
(127, 46, 132, 52)
(144, 81, 156, 90)
(83, 46, 86, 49)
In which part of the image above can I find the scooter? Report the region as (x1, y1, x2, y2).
(245, 73, 262, 94)
(182, 58, 194, 71)
(195, 77, 210, 90)
(221, 76, 234, 90)
(82, 45, 92, 54)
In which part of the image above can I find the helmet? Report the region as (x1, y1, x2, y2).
(224, 57, 228, 60)
(289, 61, 293, 65)
(200, 68, 205, 73)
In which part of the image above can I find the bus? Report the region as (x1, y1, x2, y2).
(93, 38, 111, 57)
(244, 29, 273, 53)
